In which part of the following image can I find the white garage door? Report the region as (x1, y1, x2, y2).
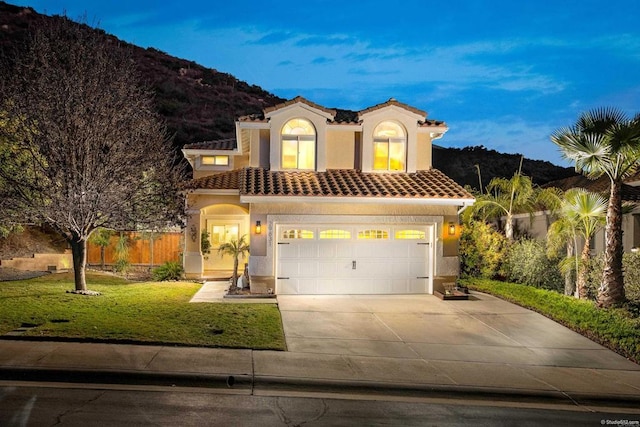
(276, 224, 433, 295)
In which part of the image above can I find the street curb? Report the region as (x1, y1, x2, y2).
(0, 367, 252, 390)
(253, 375, 640, 409)
(3, 367, 640, 409)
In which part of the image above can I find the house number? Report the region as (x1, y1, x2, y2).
(352, 260, 357, 269)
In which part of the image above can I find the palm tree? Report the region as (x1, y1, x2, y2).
(471, 165, 560, 240)
(548, 189, 607, 299)
(217, 234, 250, 287)
(551, 108, 640, 307)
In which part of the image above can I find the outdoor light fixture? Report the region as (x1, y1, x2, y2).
(448, 222, 456, 236)
(255, 220, 262, 234)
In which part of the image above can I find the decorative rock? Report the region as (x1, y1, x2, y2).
(66, 289, 102, 296)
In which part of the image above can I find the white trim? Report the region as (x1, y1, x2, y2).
(191, 189, 241, 196)
(328, 123, 362, 131)
(237, 121, 269, 130)
(241, 195, 475, 206)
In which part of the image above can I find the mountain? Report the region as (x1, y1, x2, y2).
(0, 2, 575, 188)
(433, 145, 576, 190)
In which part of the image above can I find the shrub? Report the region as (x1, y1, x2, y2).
(459, 220, 508, 279)
(113, 233, 131, 274)
(584, 252, 640, 304)
(152, 261, 184, 281)
(625, 252, 640, 304)
(505, 238, 564, 292)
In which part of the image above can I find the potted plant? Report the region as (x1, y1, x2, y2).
(217, 235, 250, 288)
(201, 230, 211, 260)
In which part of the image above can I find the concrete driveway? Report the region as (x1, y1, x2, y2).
(276, 292, 639, 371)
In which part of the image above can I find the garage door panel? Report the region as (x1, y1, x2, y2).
(279, 279, 298, 294)
(278, 244, 298, 258)
(317, 243, 337, 258)
(409, 244, 430, 257)
(279, 260, 300, 277)
(277, 224, 432, 295)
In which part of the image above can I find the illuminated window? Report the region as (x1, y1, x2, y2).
(357, 229, 389, 240)
(281, 118, 316, 169)
(373, 121, 406, 171)
(395, 230, 426, 240)
(282, 229, 314, 239)
(201, 155, 229, 166)
(320, 229, 351, 239)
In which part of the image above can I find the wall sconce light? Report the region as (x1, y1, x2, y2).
(189, 224, 197, 242)
(255, 220, 262, 235)
(448, 222, 456, 236)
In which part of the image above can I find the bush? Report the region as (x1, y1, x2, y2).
(152, 261, 184, 281)
(505, 238, 564, 292)
(586, 252, 640, 304)
(459, 220, 508, 279)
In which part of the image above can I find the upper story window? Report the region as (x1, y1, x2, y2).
(201, 155, 229, 166)
(281, 118, 316, 170)
(373, 121, 406, 171)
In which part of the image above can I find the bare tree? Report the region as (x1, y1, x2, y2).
(0, 16, 183, 292)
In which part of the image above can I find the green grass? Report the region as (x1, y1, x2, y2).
(0, 272, 286, 350)
(460, 277, 640, 364)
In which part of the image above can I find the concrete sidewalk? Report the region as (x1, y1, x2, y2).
(1, 338, 639, 409)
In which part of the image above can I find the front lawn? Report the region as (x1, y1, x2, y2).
(461, 277, 640, 364)
(0, 272, 286, 350)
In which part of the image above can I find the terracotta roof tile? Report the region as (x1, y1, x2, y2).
(183, 138, 237, 150)
(182, 167, 473, 201)
(240, 167, 473, 200)
(237, 98, 446, 127)
(182, 169, 241, 191)
(358, 98, 427, 118)
(263, 96, 337, 117)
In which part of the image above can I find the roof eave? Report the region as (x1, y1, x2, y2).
(240, 195, 476, 205)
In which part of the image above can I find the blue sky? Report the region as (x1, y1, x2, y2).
(10, 0, 640, 166)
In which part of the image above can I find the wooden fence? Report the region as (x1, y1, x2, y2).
(87, 231, 182, 267)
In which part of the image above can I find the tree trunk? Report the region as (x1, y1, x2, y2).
(598, 180, 626, 308)
(565, 243, 575, 296)
(505, 213, 514, 241)
(577, 239, 591, 299)
(232, 257, 239, 287)
(70, 235, 88, 292)
(100, 246, 105, 271)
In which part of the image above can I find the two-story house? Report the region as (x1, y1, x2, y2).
(181, 97, 474, 295)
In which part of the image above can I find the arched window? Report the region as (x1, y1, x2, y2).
(281, 118, 316, 170)
(373, 121, 406, 171)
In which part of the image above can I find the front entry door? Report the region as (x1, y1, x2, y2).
(206, 223, 239, 270)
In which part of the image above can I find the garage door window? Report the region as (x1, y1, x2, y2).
(357, 229, 389, 240)
(395, 230, 426, 240)
(282, 229, 314, 239)
(319, 229, 351, 239)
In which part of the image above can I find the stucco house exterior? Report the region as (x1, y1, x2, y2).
(181, 97, 475, 295)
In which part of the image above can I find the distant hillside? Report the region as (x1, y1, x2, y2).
(0, 1, 284, 153)
(0, 1, 575, 188)
(433, 145, 577, 191)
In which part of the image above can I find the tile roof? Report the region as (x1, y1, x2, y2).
(184, 167, 474, 201)
(543, 174, 640, 202)
(358, 98, 427, 118)
(182, 169, 242, 191)
(183, 138, 237, 151)
(237, 97, 446, 127)
(263, 96, 337, 117)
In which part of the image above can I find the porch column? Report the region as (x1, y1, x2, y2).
(183, 209, 203, 279)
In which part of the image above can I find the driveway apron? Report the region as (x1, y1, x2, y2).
(276, 292, 640, 371)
